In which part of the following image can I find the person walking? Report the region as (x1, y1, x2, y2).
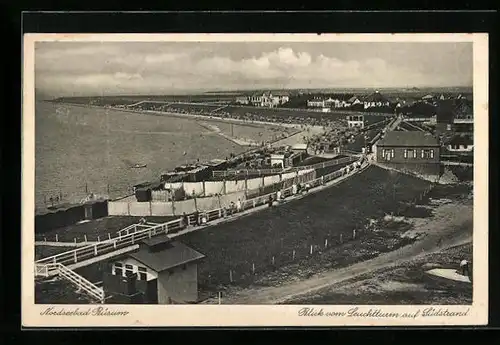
(236, 198, 242, 213)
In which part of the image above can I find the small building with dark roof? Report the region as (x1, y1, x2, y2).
(103, 237, 205, 304)
(375, 131, 441, 177)
(445, 135, 473, 153)
(363, 91, 390, 109)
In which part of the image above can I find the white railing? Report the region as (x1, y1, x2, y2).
(116, 223, 139, 237)
(35, 157, 366, 272)
(35, 262, 105, 303)
(35, 217, 185, 267)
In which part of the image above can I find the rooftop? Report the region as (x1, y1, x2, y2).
(436, 100, 455, 124)
(129, 239, 205, 272)
(363, 91, 389, 103)
(447, 135, 474, 146)
(377, 131, 439, 147)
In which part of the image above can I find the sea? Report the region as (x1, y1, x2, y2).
(34, 101, 246, 209)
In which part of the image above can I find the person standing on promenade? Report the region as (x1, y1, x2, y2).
(236, 198, 242, 213)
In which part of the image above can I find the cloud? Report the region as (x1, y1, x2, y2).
(35, 43, 473, 97)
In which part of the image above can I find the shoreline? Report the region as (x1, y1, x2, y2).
(36, 101, 324, 209)
(47, 101, 321, 131)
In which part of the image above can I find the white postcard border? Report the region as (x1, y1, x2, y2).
(22, 33, 488, 327)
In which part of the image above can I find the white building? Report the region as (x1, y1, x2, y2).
(307, 98, 325, 108)
(270, 153, 286, 168)
(250, 92, 289, 108)
(346, 115, 365, 128)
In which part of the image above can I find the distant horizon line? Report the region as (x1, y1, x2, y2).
(40, 85, 473, 99)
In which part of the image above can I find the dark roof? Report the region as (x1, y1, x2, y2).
(377, 131, 439, 147)
(363, 91, 389, 103)
(436, 100, 455, 124)
(328, 94, 354, 101)
(447, 135, 473, 146)
(142, 236, 173, 247)
(129, 240, 205, 272)
(453, 100, 473, 118)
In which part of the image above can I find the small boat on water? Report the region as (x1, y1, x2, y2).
(122, 158, 147, 169)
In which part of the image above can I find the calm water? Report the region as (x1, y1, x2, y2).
(35, 102, 246, 208)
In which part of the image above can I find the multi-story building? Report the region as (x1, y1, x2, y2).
(248, 91, 289, 108)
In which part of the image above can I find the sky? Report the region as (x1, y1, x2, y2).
(35, 41, 473, 97)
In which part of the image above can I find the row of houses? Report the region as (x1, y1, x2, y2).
(235, 91, 290, 108)
(421, 93, 470, 103)
(307, 91, 391, 110)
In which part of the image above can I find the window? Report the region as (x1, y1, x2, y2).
(421, 149, 434, 159)
(383, 149, 393, 161)
(138, 266, 147, 281)
(446, 124, 452, 131)
(113, 263, 123, 276)
(125, 264, 134, 277)
(404, 149, 416, 159)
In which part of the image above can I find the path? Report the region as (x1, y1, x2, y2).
(196, 121, 261, 147)
(441, 161, 474, 167)
(204, 202, 472, 304)
(271, 126, 326, 148)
